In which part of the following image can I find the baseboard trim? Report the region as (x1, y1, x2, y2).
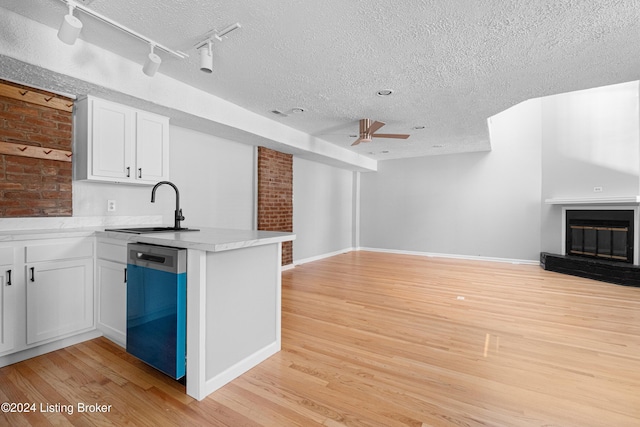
(293, 247, 355, 266)
(357, 247, 538, 265)
(203, 341, 280, 399)
(0, 329, 102, 368)
(291, 246, 537, 266)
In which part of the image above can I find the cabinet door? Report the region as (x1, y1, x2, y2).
(26, 259, 94, 345)
(97, 260, 127, 346)
(0, 267, 16, 354)
(91, 98, 135, 181)
(136, 111, 169, 183)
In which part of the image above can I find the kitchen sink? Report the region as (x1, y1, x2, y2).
(104, 227, 199, 234)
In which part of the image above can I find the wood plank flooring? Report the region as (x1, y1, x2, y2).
(2, 251, 640, 426)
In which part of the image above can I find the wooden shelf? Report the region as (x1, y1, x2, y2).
(0, 141, 72, 162)
(0, 81, 73, 112)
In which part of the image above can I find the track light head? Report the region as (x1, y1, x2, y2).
(199, 40, 213, 73)
(57, 5, 83, 45)
(142, 44, 161, 77)
(194, 22, 241, 74)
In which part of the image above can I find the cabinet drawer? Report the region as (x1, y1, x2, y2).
(0, 247, 13, 265)
(97, 241, 127, 263)
(26, 240, 94, 263)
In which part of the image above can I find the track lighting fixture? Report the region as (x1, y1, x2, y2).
(143, 44, 162, 77)
(194, 22, 241, 74)
(55, 0, 187, 77)
(57, 3, 83, 45)
(55, 1, 242, 78)
(199, 40, 213, 73)
(214, 23, 241, 41)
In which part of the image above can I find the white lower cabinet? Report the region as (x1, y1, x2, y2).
(26, 258, 94, 345)
(97, 259, 127, 346)
(0, 251, 16, 354)
(96, 239, 128, 347)
(0, 237, 96, 364)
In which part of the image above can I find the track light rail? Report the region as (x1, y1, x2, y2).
(57, 0, 188, 59)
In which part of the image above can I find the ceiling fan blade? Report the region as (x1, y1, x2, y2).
(372, 133, 410, 139)
(351, 137, 364, 146)
(366, 121, 385, 134)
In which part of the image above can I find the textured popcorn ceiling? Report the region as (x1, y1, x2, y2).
(2, 0, 640, 160)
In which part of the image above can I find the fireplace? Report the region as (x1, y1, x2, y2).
(565, 210, 634, 263)
(541, 201, 640, 287)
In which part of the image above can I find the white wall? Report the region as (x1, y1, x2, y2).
(359, 99, 543, 262)
(73, 125, 255, 230)
(293, 157, 354, 262)
(540, 81, 640, 253)
(167, 126, 255, 229)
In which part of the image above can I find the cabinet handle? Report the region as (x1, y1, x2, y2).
(30, 267, 35, 282)
(138, 168, 142, 179)
(124, 267, 127, 283)
(126, 166, 130, 178)
(5, 270, 11, 286)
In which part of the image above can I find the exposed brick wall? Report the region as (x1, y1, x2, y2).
(257, 146, 293, 265)
(0, 81, 73, 217)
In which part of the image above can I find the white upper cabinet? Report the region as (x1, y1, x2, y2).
(136, 110, 169, 182)
(74, 96, 169, 185)
(88, 98, 135, 180)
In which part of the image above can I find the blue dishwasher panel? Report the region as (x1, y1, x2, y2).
(126, 244, 186, 380)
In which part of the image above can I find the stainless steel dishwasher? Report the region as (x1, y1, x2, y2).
(126, 243, 186, 380)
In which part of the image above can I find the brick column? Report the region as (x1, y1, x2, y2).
(257, 146, 293, 265)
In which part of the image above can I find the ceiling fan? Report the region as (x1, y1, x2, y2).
(351, 119, 410, 146)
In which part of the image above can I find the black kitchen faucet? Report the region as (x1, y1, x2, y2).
(151, 181, 185, 230)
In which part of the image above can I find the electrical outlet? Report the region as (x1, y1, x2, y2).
(107, 200, 116, 212)
(593, 186, 603, 193)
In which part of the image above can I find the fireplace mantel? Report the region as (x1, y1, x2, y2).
(545, 196, 640, 205)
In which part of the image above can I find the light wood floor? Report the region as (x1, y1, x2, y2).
(2, 251, 640, 426)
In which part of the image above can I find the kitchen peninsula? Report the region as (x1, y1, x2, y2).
(99, 227, 295, 401)
(0, 225, 294, 402)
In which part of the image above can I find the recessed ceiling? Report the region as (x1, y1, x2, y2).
(1, 0, 639, 160)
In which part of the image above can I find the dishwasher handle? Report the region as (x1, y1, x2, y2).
(127, 243, 186, 274)
(136, 252, 166, 264)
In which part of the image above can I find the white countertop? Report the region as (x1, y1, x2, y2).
(0, 225, 295, 252)
(97, 227, 295, 252)
(0, 227, 101, 242)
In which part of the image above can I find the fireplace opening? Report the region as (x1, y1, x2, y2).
(566, 210, 634, 263)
